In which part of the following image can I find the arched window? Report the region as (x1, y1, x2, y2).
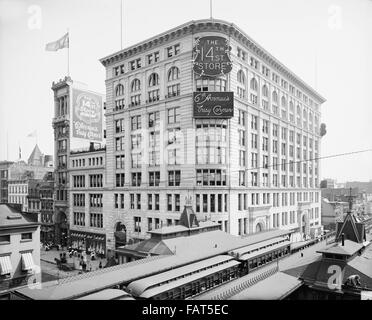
(281, 96, 287, 107)
(272, 91, 278, 103)
(250, 78, 258, 91)
(131, 79, 141, 92)
(289, 101, 294, 112)
(262, 85, 268, 97)
(168, 67, 179, 81)
(115, 84, 124, 97)
(237, 70, 245, 85)
(148, 73, 159, 87)
(297, 105, 301, 115)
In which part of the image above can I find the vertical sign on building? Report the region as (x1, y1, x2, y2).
(71, 88, 103, 142)
(192, 36, 234, 118)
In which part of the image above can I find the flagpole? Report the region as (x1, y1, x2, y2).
(120, 0, 123, 50)
(67, 28, 70, 77)
(6, 131, 8, 161)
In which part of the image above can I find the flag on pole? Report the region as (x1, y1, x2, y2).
(19, 146, 21, 159)
(45, 32, 69, 51)
(27, 130, 37, 138)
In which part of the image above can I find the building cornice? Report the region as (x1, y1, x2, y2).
(99, 19, 326, 103)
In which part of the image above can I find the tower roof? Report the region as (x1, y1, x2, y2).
(179, 205, 199, 228)
(28, 144, 43, 166)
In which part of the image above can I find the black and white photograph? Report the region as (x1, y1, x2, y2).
(0, 0, 372, 310)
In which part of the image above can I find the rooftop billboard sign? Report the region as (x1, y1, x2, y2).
(193, 36, 232, 77)
(71, 88, 103, 142)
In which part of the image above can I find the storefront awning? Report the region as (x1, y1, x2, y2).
(21, 252, 35, 271)
(0, 255, 12, 275)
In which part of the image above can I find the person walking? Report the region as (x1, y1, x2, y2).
(99, 261, 102, 269)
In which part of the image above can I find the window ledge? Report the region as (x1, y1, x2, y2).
(0, 241, 11, 245)
(20, 239, 32, 243)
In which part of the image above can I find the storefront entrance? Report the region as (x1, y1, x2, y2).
(55, 211, 68, 247)
(114, 223, 127, 249)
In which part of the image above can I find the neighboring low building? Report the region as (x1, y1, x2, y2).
(0, 161, 14, 204)
(0, 204, 41, 292)
(321, 198, 348, 231)
(283, 211, 372, 299)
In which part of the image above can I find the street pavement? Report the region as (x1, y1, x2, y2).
(40, 248, 107, 282)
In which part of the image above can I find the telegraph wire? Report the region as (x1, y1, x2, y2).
(108, 148, 372, 189)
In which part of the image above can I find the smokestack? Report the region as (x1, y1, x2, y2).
(341, 233, 345, 246)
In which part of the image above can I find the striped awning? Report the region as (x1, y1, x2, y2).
(0, 255, 12, 275)
(21, 252, 35, 271)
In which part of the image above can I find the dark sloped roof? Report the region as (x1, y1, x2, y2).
(179, 205, 199, 228)
(28, 144, 43, 165)
(0, 204, 39, 228)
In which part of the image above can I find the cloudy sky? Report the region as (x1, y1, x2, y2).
(0, 0, 371, 182)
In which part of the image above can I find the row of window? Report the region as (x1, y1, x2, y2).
(115, 170, 180, 188)
(72, 212, 103, 228)
(235, 47, 319, 109)
(113, 44, 180, 76)
(72, 194, 103, 207)
(71, 156, 104, 168)
(238, 191, 320, 209)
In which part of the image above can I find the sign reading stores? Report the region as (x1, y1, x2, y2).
(72, 88, 103, 142)
(193, 36, 232, 77)
(193, 92, 234, 119)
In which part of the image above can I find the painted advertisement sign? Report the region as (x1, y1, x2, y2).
(193, 92, 234, 118)
(193, 36, 233, 77)
(71, 88, 103, 142)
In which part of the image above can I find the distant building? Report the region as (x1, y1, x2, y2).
(320, 179, 336, 189)
(7, 146, 54, 212)
(0, 161, 13, 204)
(321, 198, 348, 231)
(321, 187, 360, 203)
(0, 204, 41, 292)
(27, 144, 53, 168)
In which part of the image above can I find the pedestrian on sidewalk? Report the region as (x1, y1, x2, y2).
(99, 261, 102, 269)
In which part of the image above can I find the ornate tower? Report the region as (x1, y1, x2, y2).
(52, 76, 72, 246)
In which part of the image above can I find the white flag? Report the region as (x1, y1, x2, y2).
(45, 33, 69, 51)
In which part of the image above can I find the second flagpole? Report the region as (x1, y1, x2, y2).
(67, 28, 70, 77)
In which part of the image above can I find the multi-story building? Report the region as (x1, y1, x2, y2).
(51, 77, 106, 246)
(7, 146, 54, 213)
(100, 19, 326, 249)
(38, 173, 55, 243)
(68, 145, 106, 256)
(0, 203, 41, 292)
(0, 161, 13, 204)
(52, 77, 72, 246)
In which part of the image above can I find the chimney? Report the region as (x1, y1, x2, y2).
(341, 233, 345, 246)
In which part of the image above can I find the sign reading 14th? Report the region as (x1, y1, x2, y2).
(193, 36, 233, 77)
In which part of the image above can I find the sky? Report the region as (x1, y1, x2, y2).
(0, 0, 371, 182)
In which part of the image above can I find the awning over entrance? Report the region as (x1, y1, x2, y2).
(21, 252, 35, 271)
(0, 255, 12, 275)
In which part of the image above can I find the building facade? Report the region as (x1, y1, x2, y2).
(68, 146, 106, 256)
(100, 19, 326, 250)
(52, 77, 72, 246)
(0, 161, 13, 204)
(0, 204, 41, 292)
